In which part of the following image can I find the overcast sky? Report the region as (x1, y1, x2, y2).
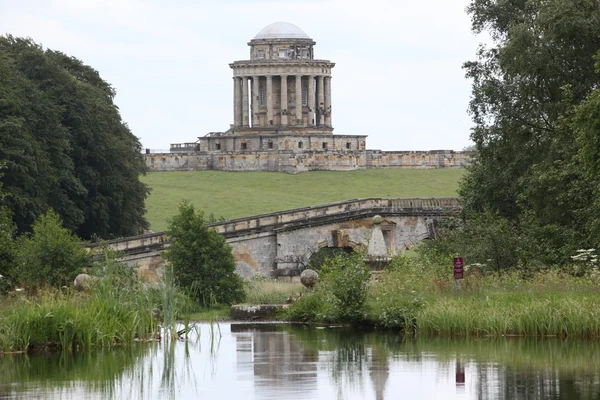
(1, 0, 482, 151)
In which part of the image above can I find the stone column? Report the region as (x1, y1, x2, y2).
(242, 77, 249, 127)
(280, 75, 288, 126)
(233, 77, 242, 127)
(317, 75, 325, 126)
(295, 74, 303, 126)
(252, 76, 260, 127)
(324, 76, 332, 127)
(308, 75, 315, 126)
(266, 75, 273, 125)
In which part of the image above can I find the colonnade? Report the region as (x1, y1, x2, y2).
(233, 75, 332, 128)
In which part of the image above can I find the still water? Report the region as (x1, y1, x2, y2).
(1, 323, 600, 399)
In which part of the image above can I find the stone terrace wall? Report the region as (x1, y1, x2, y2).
(144, 150, 471, 173)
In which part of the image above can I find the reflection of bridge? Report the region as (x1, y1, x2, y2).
(88, 197, 460, 279)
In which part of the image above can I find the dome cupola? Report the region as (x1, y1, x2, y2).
(254, 22, 311, 40)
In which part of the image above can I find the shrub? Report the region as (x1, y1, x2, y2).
(306, 247, 353, 272)
(285, 292, 326, 322)
(164, 202, 245, 306)
(14, 210, 90, 288)
(321, 254, 370, 323)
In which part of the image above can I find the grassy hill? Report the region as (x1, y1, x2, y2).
(141, 169, 465, 232)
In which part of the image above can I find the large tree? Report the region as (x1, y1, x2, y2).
(460, 0, 600, 264)
(0, 36, 148, 239)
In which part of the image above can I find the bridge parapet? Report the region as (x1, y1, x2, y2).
(88, 197, 460, 253)
(212, 197, 460, 236)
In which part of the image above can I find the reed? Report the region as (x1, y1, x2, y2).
(0, 258, 195, 352)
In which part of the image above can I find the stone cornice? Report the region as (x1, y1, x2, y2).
(230, 59, 335, 69)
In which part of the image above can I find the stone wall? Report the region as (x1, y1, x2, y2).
(146, 150, 368, 173)
(145, 149, 470, 173)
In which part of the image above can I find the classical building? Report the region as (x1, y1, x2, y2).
(146, 22, 470, 173)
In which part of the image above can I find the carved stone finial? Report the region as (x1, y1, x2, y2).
(300, 269, 319, 288)
(372, 215, 383, 225)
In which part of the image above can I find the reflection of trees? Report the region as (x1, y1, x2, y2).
(0, 345, 151, 398)
(424, 337, 600, 400)
(475, 365, 600, 400)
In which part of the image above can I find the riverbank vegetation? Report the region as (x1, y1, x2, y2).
(285, 249, 600, 338)
(0, 251, 196, 353)
(142, 168, 464, 231)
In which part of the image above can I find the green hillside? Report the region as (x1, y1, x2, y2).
(142, 169, 465, 232)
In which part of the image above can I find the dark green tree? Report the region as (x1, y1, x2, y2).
(0, 168, 16, 293)
(15, 209, 90, 288)
(460, 0, 600, 264)
(0, 35, 149, 239)
(164, 202, 245, 306)
(568, 52, 600, 243)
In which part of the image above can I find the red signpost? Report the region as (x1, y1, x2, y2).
(453, 257, 464, 280)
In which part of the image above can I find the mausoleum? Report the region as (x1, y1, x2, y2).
(146, 22, 469, 173)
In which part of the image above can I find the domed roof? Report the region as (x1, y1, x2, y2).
(254, 22, 311, 40)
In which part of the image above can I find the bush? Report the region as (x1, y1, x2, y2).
(306, 247, 353, 272)
(14, 210, 90, 288)
(285, 254, 370, 324)
(164, 202, 245, 306)
(285, 292, 325, 322)
(322, 255, 371, 323)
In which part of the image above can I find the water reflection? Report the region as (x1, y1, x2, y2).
(1, 324, 600, 399)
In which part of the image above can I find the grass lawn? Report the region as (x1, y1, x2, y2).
(142, 168, 465, 232)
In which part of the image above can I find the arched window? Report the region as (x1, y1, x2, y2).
(302, 85, 308, 106)
(259, 85, 265, 106)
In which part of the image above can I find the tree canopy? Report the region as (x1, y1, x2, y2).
(0, 36, 149, 239)
(460, 0, 600, 265)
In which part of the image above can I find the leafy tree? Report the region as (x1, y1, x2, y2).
(15, 209, 90, 287)
(0, 35, 149, 239)
(460, 0, 600, 264)
(568, 51, 600, 243)
(0, 168, 16, 293)
(164, 202, 245, 306)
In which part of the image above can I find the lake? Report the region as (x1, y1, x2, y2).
(1, 322, 599, 399)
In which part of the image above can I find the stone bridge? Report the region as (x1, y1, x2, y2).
(88, 197, 460, 280)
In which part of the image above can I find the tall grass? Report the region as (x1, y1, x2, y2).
(369, 259, 600, 337)
(0, 256, 196, 353)
(244, 278, 303, 305)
